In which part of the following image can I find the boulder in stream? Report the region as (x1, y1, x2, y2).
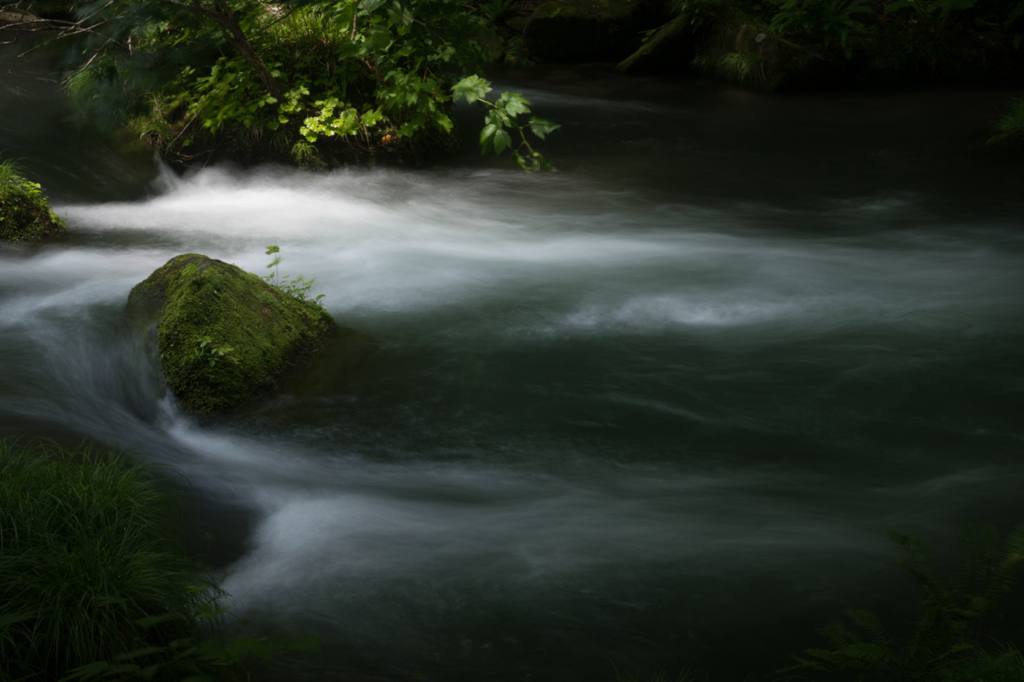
(127, 254, 337, 413)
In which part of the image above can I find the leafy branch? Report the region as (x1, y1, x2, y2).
(451, 75, 559, 171)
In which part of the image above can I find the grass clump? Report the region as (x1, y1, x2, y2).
(0, 439, 319, 681)
(0, 159, 67, 241)
(0, 440, 205, 680)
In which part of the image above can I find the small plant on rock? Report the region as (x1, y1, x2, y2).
(194, 335, 236, 367)
(264, 245, 326, 307)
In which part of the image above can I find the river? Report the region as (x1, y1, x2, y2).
(3, 46, 1024, 681)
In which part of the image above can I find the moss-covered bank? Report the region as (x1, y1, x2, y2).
(0, 161, 67, 241)
(127, 254, 337, 413)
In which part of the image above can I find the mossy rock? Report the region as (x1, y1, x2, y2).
(0, 182, 67, 241)
(127, 254, 338, 413)
(523, 0, 669, 60)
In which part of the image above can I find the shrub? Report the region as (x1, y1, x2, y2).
(52, 0, 555, 170)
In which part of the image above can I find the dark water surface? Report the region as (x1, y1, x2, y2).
(3, 44, 1024, 681)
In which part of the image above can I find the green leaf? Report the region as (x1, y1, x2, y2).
(528, 117, 560, 140)
(497, 92, 531, 117)
(388, 1, 415, 26)
(493, 128, 512, 155)
(452, 75, 492, 104)
(396, 112, 426, 137)
(361, 107, 385, 127)
(433, 112, 453, 133)
(479, 123, 498, 154)
(331, 4, 356, 31)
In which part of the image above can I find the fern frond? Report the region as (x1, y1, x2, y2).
(890, 531, 936, 589)
(785, 526, 1024, 682)
(958, 524, 988, 595)
(843, 609, 888, 645)
(975, 642, 1024, 679)
(819, 620, 865, 649)
(833, 641, 899, 668)
(1008, 0, 1024, 24)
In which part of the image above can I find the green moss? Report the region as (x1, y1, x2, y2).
(0, 163, 67, 241)
(127, 254, 337, 412)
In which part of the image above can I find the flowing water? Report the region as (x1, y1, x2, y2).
(3, 46, 1024, 681)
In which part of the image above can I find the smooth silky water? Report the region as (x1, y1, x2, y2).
(3, 47, 1024, 680)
